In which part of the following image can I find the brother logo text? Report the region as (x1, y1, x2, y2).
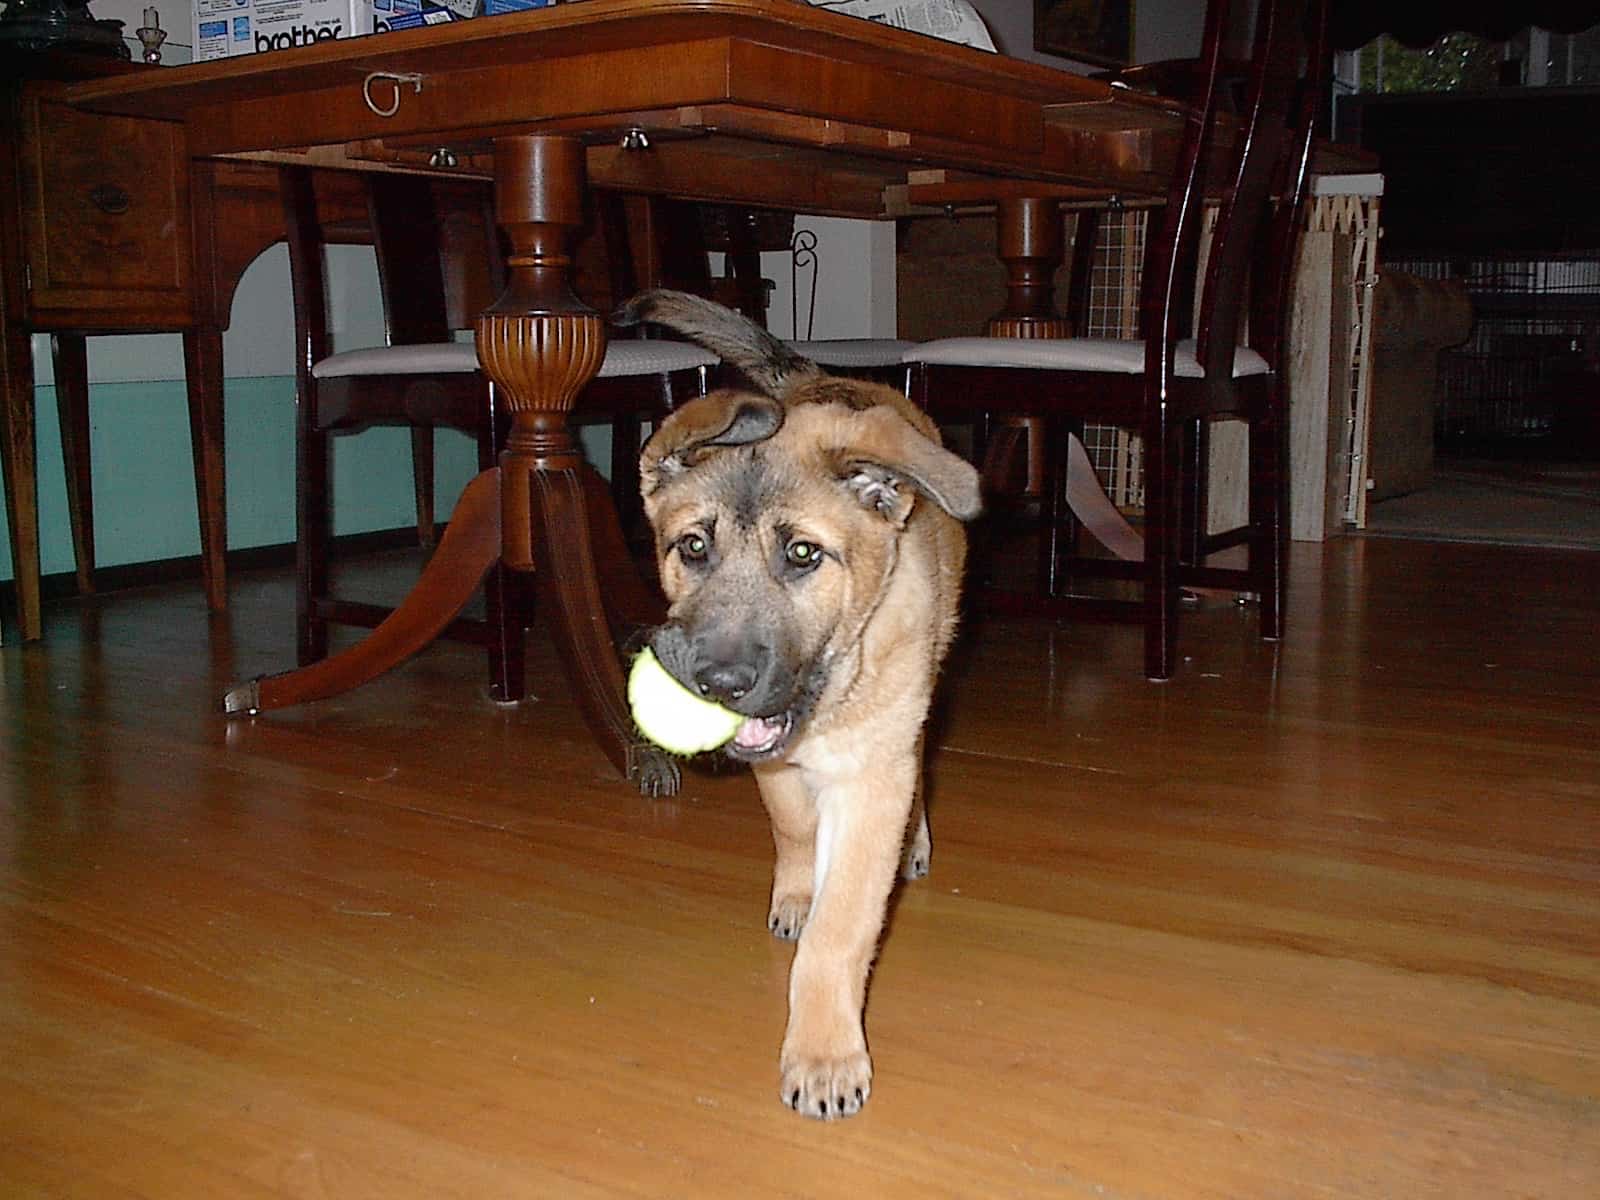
(255, 21, 342, 50)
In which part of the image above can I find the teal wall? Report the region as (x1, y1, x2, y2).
(0, 377, 614, 585)
(0, 376, 482, 583)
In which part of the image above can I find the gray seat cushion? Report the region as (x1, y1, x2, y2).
(903, 336, 1269, 378)
(312, 338, 719, 380)
(785, 339, 916, 368)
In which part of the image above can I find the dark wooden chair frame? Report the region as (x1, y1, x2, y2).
(909, 0, 1329, 680)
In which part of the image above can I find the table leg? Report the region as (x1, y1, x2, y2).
(1, 320, 42, 641)
(475, 134, 678, 796)
(184, 326, 229, 612)
(52, 333, 95, 597)
(222, 134, 675, 796)
(986, 197, 1070, 501)
(988, 196, 1071, 341)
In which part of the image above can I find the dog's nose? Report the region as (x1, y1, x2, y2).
(693, 660, 758, 704)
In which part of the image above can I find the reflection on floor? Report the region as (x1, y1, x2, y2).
(1363, 454, 1600, 551)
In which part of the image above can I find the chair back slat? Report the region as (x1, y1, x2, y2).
(436, 181, 507, 330)
(1140, 0, 1328, 393)
(278, 167, 330, 391)
(367, 173, 453, 348)
(1137, 0, 1232, 389)
(1253, 0, 1328, 367)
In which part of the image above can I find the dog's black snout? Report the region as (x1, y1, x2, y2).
(693, 660, 758, 703)
(652, 622, 782, 714)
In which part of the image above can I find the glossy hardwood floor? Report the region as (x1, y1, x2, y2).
(3, 536, 1597, 1198)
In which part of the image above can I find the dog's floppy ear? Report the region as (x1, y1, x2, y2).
(831, 406, 982, 525)
(641, 391, 784, 497)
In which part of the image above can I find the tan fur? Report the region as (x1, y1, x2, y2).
(640, 369, 976, 1120)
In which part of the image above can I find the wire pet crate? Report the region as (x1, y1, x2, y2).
(1388, 257, 1600, 447)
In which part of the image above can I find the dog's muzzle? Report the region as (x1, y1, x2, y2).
(649, 624, 804, 760)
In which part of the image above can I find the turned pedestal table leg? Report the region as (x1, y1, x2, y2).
(988, 197, 1072, 343)
(475, 135, 679, 797)
(986, 198, 1074, 592)
(221, 136, 675, 795)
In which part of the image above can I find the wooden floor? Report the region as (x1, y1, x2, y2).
(3, 536, 1597, 1198)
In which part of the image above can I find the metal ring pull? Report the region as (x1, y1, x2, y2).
(362, 71, 425, 118)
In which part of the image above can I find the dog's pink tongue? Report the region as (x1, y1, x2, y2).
(734, 716, 784, 751)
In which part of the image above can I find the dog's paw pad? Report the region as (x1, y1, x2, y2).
(768, 893, 812, 941)
(780, 1051, 872, 1120)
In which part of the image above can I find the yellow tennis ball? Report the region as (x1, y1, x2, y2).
(628, 647, 743, 756)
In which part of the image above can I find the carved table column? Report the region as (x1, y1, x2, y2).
(475, 134, 679, 796)
(985, 196, 1072, 571)
(988, 196, 1071, 341)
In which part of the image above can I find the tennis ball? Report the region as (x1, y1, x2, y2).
(628, 647, 743, 756)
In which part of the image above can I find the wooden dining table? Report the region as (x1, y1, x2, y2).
(62, 0, 1194, 794)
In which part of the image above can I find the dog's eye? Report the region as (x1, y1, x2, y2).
(678, 532, 710, 562)
(785, 540, 822, 570)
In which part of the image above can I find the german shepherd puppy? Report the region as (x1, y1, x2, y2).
(617, 291, 981, 1119)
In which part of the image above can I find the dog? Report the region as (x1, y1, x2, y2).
(617, 290, 981, 1119)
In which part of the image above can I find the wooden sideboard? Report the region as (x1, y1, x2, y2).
(2, 51, 217, 642)
(1, 51, 501, 643)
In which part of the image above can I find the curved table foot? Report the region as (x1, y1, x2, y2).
(530, 464, 678, 796)
(224, 467, 504, 714)
(576, 462, 667, 636)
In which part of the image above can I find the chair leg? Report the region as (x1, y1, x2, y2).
(1035, 416, 1069, 598)
(51, 334, 95, 596)
(481, 561, 527, 703)
(476, 404, 528, 700)
(1253, 398, 1290, 642)
(609, 412, 643, 543)
(411, 426, 436, 549)
(973, 415, 1028, 591)
(1180, 417, 1208, 567)
(1142, 418, 1182, 681)
(297, 422, 331, 667)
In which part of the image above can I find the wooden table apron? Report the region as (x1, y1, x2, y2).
(62, 0, 1180, 792)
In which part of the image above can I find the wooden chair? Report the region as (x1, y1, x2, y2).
(279, 167, 717, 701)
(906, 0, 1328, 680)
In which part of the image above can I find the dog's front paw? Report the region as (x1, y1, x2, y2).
(779, 1046, 872, 1120)
(768, 891, 812, 941)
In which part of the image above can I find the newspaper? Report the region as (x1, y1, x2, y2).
(807, 0, 997, 53)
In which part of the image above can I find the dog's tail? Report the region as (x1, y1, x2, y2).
(614, 288, 816, 398)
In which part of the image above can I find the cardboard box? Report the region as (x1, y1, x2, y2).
(193, 0, 559, 65)
(375, 0, 481, 32)
(193, 0, 375, 61)
(483, 0, 553, 13)
(374, 0, 556, 32)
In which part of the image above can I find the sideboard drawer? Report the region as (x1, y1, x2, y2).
(19, 92, 191, 329)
